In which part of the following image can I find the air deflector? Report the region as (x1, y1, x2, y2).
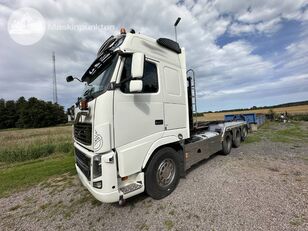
(157, 38, 181, 54)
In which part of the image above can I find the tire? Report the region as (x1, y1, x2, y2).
(241, 126, 248, 141)
(145, 147, 180, 200)
(233, 129, 241, 148)
(221, 132, 232, 155)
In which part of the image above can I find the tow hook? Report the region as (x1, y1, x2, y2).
(119, 195, 126, 206)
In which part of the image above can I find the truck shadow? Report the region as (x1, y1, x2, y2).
(111, 192, 149, 208)
(185, 152, 221, 175)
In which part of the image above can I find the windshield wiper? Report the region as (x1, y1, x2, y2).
(84, 87, 94, 97)
(84, 88, 107, 100)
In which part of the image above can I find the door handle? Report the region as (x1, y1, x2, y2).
(155, 120, 164, 125)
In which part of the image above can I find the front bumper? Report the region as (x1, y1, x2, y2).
(76, 164, 119, 203)
(74, 142, 120, 203)
(74, 142, 145, 203)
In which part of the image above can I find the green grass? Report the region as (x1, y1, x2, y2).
(289, 214, 306, 226)
(0, 126, 72, 163)
(244, 121, 308, 144)
(164, 220, 174, 230)
(244, 135, 262, 143)
(243, 121, 270, 144)
(0, 142, 73, 163)
(290, 114, 308, 121)
(0, 126, 77, 198)
(269, 123, 308, 143)
(0, 154, 75, 198)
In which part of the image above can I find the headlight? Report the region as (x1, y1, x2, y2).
(93, 154, 102, 179)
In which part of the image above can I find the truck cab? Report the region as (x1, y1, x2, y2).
(69, 29, 247, 204)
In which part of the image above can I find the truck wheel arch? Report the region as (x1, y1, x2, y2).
(142, 137, 184, 171)
(144, 147, 181, 199)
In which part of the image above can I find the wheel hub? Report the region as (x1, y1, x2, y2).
(156, 158, 175, 188)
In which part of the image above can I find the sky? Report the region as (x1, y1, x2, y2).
(0, 0, 308, 112)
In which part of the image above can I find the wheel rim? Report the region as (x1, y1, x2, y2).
(156, 158, 176, 188)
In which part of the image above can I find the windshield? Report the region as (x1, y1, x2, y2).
(82, 53, 118, 98)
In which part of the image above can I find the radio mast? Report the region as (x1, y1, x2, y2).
(52, 51, 58, 104)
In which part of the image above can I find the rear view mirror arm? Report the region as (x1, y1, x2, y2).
(108, 77, 133, 90)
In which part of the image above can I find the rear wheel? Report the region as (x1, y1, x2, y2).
(233, 129, 241, 148)
(241, 126, 248, 141)
(145, 147, 180, 200)
(221, 132, 232, 155)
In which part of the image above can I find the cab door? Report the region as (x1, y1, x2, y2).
(114, 55, 164, 176)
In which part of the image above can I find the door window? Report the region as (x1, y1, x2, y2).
(120, 56, 159, 93)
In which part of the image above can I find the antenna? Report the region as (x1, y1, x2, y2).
(52, 51, 58, 104)
(174, 17, 181, 42)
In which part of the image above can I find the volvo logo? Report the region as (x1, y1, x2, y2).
(94, 131, 103, 151)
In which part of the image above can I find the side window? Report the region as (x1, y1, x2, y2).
(143, 61, 159, 93)
(120, 56, 132, 93)
(120, 56, 159, 93)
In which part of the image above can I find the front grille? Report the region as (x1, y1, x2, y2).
(75, 148, 91, 181)
(74, 123, 92, 145)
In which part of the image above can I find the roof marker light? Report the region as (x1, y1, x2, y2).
(120, 28, 126, 34)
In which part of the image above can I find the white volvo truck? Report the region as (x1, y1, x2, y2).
(66, 29, 248, 205)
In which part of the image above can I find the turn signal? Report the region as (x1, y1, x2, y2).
(79, 99, 88, 110)
(185, 152, 189, 159)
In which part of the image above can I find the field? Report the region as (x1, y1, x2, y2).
(0, 126, 73, 163)
(201, 104, 308, 121)
(0, 126, 75, 197)
(0, 122, 308, 230)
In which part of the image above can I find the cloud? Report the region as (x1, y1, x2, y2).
(201, 73, 308, 99)
(0, 0, 307, 112)
(215, 0, 307, 35)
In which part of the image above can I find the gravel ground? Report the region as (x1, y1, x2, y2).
(1, 126, 308, 230)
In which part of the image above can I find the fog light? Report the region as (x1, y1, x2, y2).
(93, 154, 102, 178)
(93, 180, 102, 189)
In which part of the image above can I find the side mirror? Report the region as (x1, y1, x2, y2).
(129, 80, 143, 93)
(131, 53, 144, 78)
(66, 76, 74, 82)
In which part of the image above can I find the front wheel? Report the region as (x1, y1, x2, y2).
(145, 147, 180, 200)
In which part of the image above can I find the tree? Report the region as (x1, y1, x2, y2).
(0, 97, 67, 129)
(0, 99, 6, 129)
(3, 100, 17, 128)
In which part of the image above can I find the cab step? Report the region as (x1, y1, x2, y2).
(120, 183, 142, 195)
